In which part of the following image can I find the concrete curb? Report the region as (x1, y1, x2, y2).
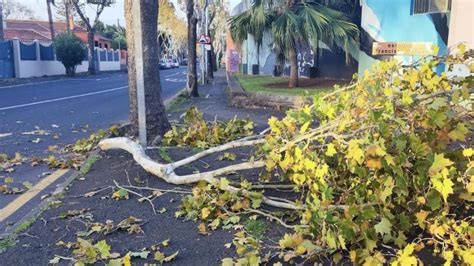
(0, 150, 101, 238)
(226, 72, 310, 111)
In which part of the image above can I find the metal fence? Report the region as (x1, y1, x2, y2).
(20, 43, 37, 60)
(39, 44, 55, 61)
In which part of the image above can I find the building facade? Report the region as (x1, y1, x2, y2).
(228, 0, 473, 80)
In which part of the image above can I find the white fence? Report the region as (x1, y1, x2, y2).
(11, 38, 121, 78)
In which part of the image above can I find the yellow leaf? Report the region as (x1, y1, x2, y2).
(201, 208, 210, 219)
(415, 211, 428, 229)
(325, 143, 337, 157)
(391, 244, 418, 266)
(198, 223, 208, 235)
(300, 122, 310, 134)
(315, 164, 329, 178)
(123, 254, 131, 266)
(428, 153, 453, 177)
(366, 158, 382, 170)
(346, 140, 364, 165)
(463, 148, 473, 157)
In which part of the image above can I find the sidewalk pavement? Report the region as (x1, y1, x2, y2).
(0, 70, 285, 265)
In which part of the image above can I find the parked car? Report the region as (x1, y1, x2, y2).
(172, 59, 180, 68)
(160, 59, 171, 69)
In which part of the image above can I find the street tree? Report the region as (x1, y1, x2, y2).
(125, 0, 171, 142)
(229, 0, 359, 88)
(54, 32, 86, 76)
(2, 0, 36, 19)
(185, 0, 199, 97)
(71, 0, 113, 75)
(158, 0, 187, 58)
(46, 0, 55, 40)
(55, 0, 82, 27)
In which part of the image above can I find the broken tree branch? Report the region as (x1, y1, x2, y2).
(99, 137, 299, 210)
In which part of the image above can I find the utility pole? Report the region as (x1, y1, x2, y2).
(65, 0, 70, 33)
(117, 18, 121, 51)
(131, 0, 147, 146)
(0, 2, 4, 42)
(200, 0, 208, 84)
(47, 0, 56, 40)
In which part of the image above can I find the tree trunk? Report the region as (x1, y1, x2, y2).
(186, 0, 199, 97)
(125, 0, 138, 136)
(206, 49, 213, 79)
(47, 0, 55, 40)
(87, 29, 97, 75)
(140, 0, 171, 143)
(288, 45, 298, 88)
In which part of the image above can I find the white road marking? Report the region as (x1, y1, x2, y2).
(0, 75, 126, 89)
(0, 86, 128, 111)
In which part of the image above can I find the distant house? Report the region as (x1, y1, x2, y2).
(4, 20, 112, 49)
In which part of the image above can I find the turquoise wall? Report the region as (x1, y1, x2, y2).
(359, 0, 449, 75)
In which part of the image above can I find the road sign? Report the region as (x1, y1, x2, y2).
(199, 34, 211, 44)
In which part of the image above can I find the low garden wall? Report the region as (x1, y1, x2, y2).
(11, 39, 121, 78)
(226, 72, 311, 110)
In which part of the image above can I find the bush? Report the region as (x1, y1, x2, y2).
(54, 33, 86, 77)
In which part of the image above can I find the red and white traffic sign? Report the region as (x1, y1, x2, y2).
(199, 34, 211, 44)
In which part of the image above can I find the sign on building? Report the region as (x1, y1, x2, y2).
(372, 42, 434, 56)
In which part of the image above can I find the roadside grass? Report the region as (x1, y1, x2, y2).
(14, 218, 35, 234)
(166, 93, 190, 113)
(0, 237, 16, 253)
(234, 74, 332, 97)
(79, 154, 102, 176)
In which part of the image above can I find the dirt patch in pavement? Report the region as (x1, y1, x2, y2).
(268, 78, 348, 89)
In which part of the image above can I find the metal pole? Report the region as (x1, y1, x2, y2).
(200, 0, 208, 84)
(0, 2, 4, 42)
(132, 0, 147, 146)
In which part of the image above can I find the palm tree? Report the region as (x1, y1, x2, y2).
(229, 0, 359, 88)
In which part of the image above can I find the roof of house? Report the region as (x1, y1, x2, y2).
(4, 20, 111, 43)
(4, 29, 51, 43)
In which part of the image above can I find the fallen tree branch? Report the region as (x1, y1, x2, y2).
(99, 137, 300, 210)
(113, 180, 157, 214)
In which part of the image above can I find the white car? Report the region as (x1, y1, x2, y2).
(172, 59, 180, 68)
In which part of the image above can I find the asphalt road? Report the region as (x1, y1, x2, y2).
(0, 67, 187, 157)
(0, 68, 187, 225)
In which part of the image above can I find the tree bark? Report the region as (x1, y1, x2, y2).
(125, 0, 138, 136)
(87, 28, 97, 74)
(206, 49, 213, 78)
(186, 0, 199, 97)
(47, 0, 55, 40)
(139, 0, 171, 143)
(288, 45, 298, 88)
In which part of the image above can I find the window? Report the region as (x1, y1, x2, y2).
(413, 0, 450, 14)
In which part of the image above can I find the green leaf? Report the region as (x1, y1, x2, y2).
(448, 123, 468, 141)
(374, 218, 392, 236)
(428, 153, 453, 177)
(95, 240, 111, 259)
(219, 178, 229, 190)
